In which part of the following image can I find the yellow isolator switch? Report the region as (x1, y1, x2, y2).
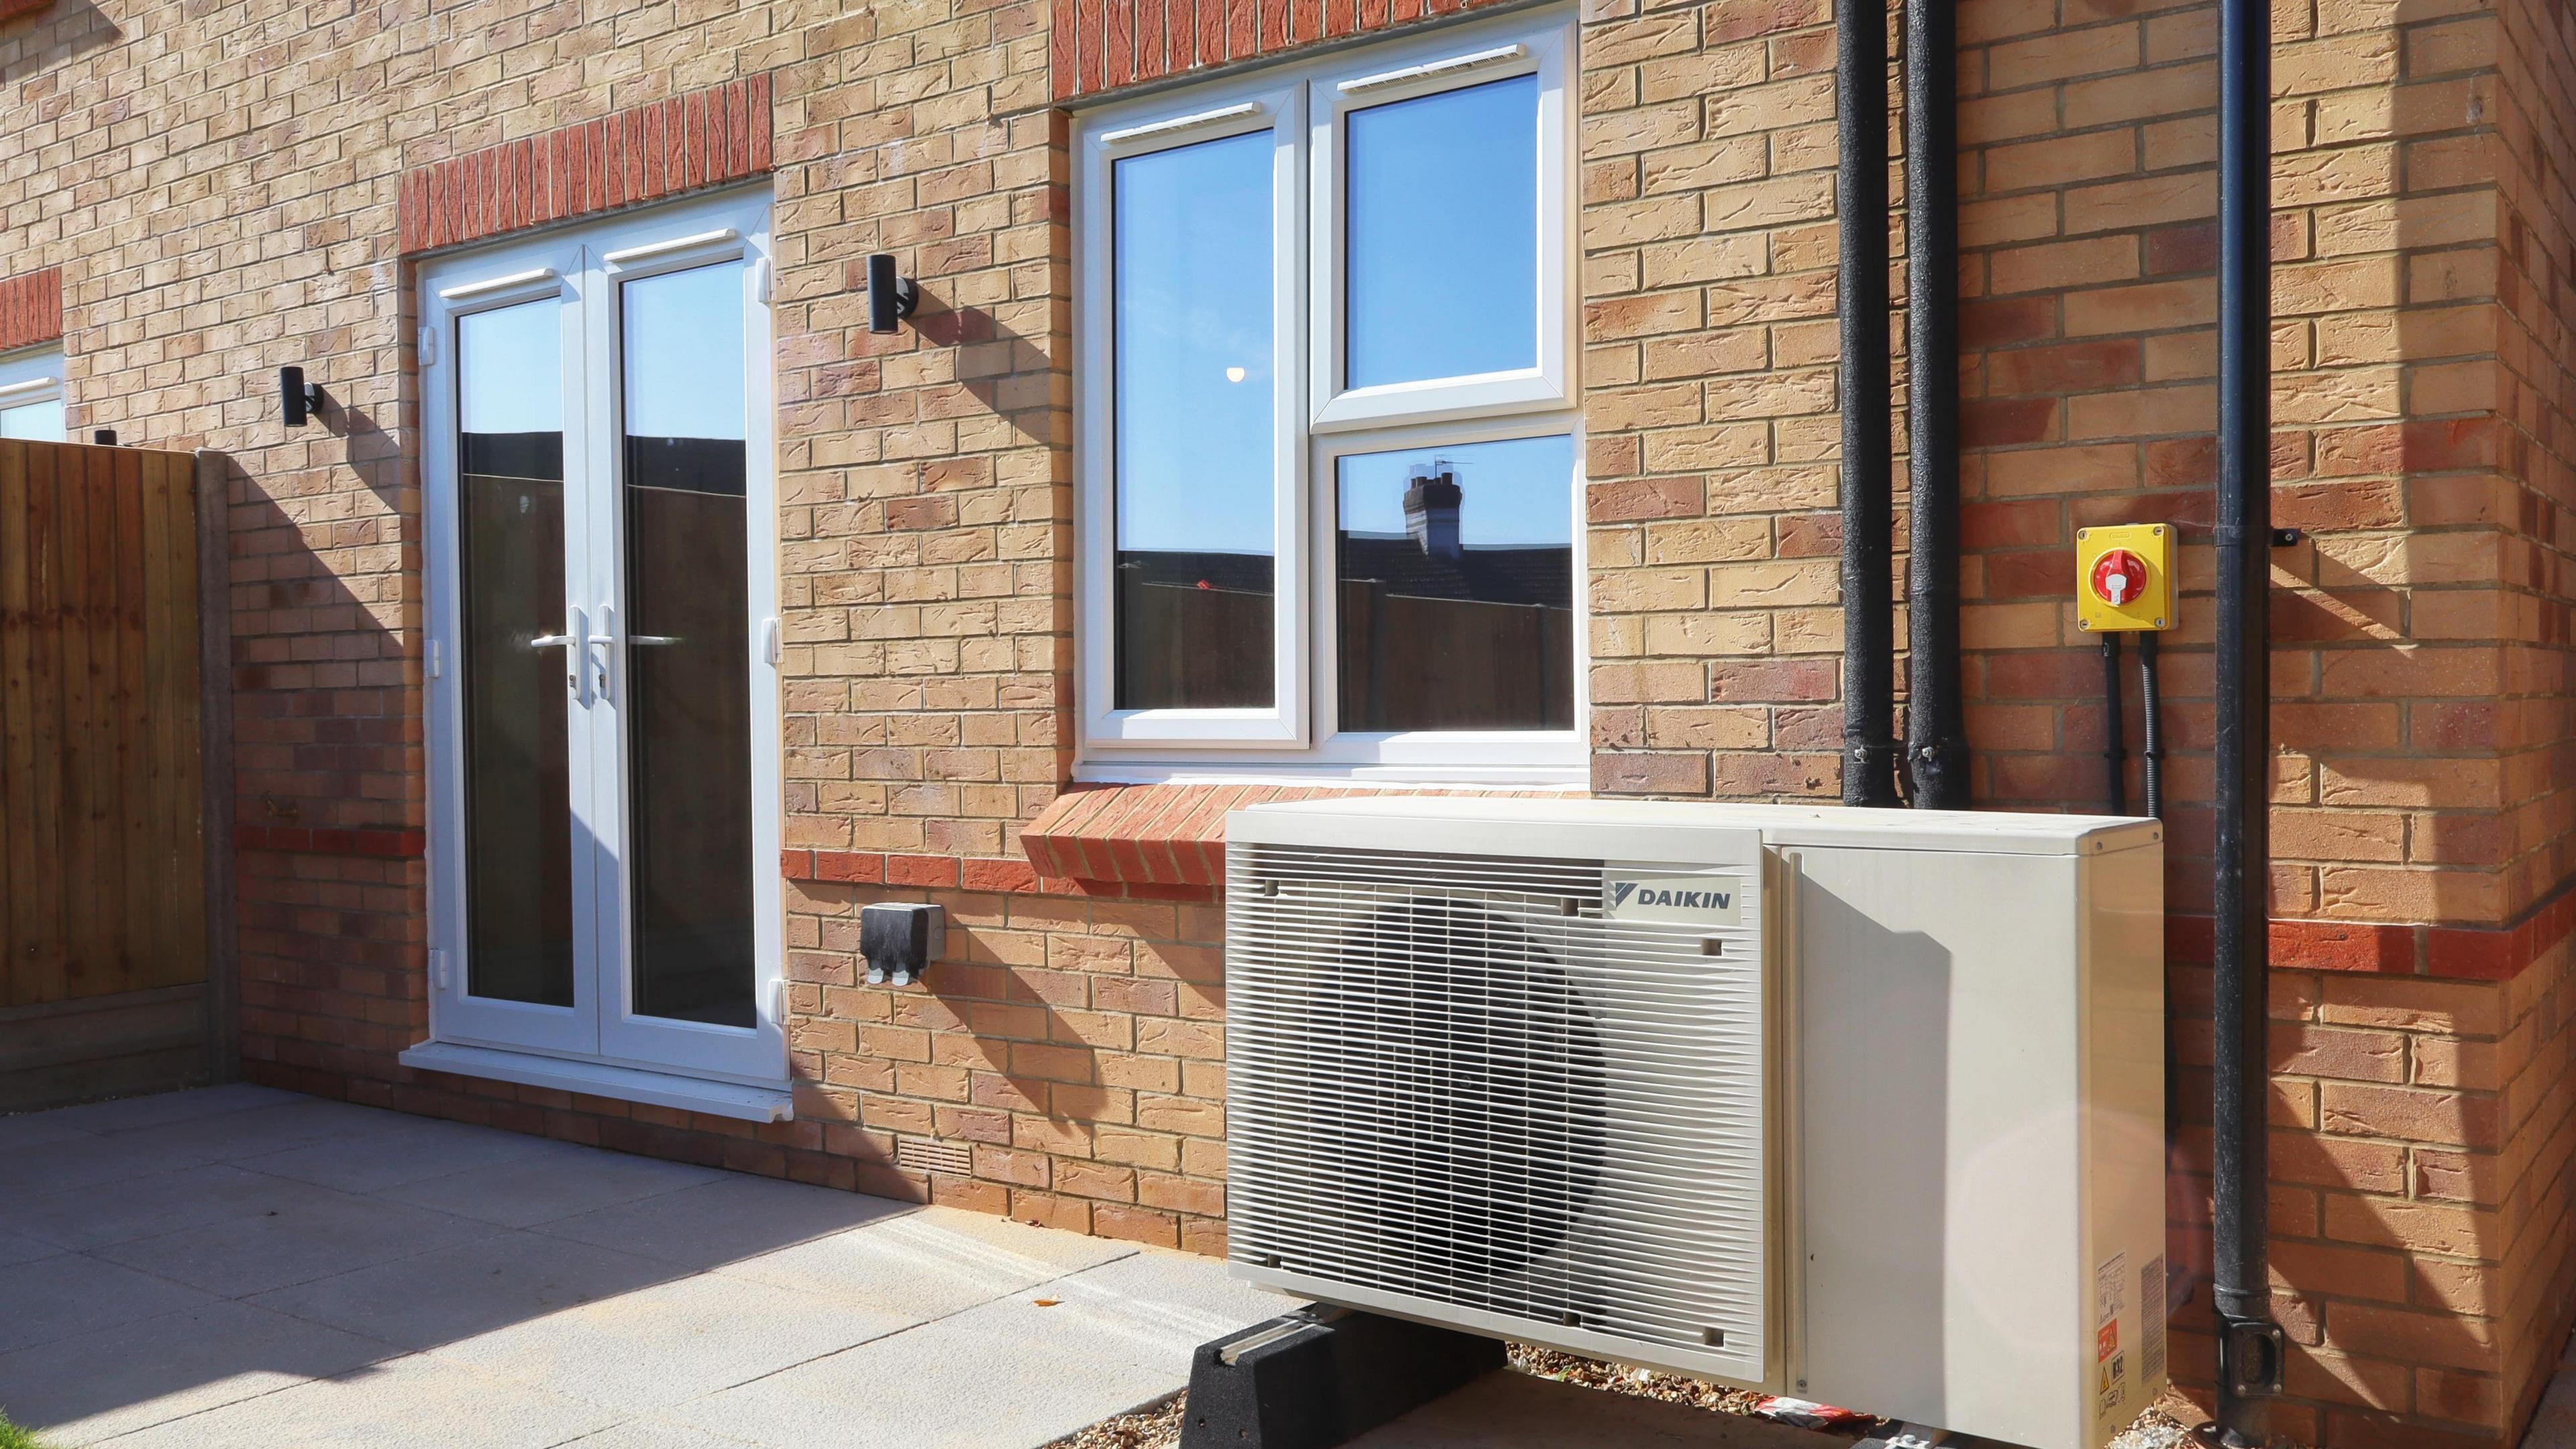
(2074, 523, 2176, 633)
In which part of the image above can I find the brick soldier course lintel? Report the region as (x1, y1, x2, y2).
(1049, 0, 1519, 101)
(1014, 782, 1565, 885)
(396, 75, 773, 257)
(0, 267, 62, 354)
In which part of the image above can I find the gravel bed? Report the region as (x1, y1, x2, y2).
(1042, 1352, 2300, 1449)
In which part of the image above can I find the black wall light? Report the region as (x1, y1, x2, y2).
(864, 253, 918, 335)
(92, 429, 117, 446)
(279, 366, 323, 427)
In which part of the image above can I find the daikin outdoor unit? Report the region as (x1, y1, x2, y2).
(1224, 797, 2167, 1449)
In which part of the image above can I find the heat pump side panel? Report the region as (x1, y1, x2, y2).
(2081, 842, 2170, 1444)
(1793, 846, 2090, 1449)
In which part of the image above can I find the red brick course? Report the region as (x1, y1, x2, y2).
(396, 76, 773, 256)
(0, 266, 60, 353)
(1050, 0, 1517, 99)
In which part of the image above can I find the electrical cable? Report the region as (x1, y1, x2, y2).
(2137, 630, 2164, 820)
(2099, 633, 2125, 816)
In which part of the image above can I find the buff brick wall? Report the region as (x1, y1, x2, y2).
(9, 0, 2576, 1438)
(1573, 0, 2576, 1438)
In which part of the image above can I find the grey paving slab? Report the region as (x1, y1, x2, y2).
(235, 1115, 584, 1194)
(38, 1084, 301, 1135)
(1348, 1373, 1833, 1449)
(248, 1230, 696, 1350)
(712, 1203, 1136, 1320)
(89, 1189, 501, 1298)
(1038, 1244, 1295, 1360)
(0, 1229, 62, 1267)
(3, 1131, 217, 1194)
(665, 1292, 1196, 1449)
(424, 1269, 920, 1412)
(555, 1419, 769, 1448)
(529, 1172, 914, 1268)
(0, 1299, 398, 1446)
(91, 1352, 626, 1449)
(0, 1252, 219, 1355)
(3, 1085, 1273, 1449)
(101, 1097, 405, 1161)
(0, 1164, 356, 1251)
(377, 1146, 727, 1228)
(0, 1110, 98, 1151)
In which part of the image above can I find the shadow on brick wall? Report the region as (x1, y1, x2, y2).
(1, 0, 119, 84)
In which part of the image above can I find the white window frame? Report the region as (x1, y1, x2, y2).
(1309, 21, 1576, 432)
(0, 344, 67, 441)
(1073, 8, 1584, 784)
(1076, 78, 1310, 749)
(413, 186, 788, 1106)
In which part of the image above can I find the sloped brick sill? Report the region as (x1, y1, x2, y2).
(0, 0, 51, 21)
(1017, 783, 1551, 889)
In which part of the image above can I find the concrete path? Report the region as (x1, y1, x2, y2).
(0, 1084, 1285, 1448)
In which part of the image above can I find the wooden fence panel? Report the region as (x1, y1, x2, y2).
(0, 439, 206, 1010)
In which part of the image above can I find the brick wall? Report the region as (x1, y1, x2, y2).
(1575, 0, 1854, 803)
(8, 0, 2576, 1437)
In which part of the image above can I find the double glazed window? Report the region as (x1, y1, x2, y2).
(1077, 12, 1580, 778)
(0, 346, 66, 441)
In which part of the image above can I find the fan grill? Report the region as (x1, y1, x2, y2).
(1226, 842, 1768, 1379)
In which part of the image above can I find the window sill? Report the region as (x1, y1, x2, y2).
(1020, 780, 1572, 887)
(398, 1041, 794, 1123)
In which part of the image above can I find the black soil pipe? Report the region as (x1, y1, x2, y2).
(2212, 0, 2284, 1430)
(1837, 0, 1900, 808)
(1902, 0, 1968, 811)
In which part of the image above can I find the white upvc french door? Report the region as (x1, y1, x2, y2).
(420, 189, 784, 1086)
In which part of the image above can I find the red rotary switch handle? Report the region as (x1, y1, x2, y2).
(2090, 549, 2148, 607)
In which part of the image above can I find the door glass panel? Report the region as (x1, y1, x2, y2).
(621, 261, 755, 1028)
(1335, 433, 1574, 732)
(456, 299, 574, 1006)
(1112, 129, 1275, 709)
(1344, 75, 1540, 390)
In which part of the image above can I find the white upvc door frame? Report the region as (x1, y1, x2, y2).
(418, 186, 786, 1089)
(421, 241, 599, 1061)
(588, 199, 786, 1083)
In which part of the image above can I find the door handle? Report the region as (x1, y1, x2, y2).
(531, 608, 586, 697)
(629, 635, 680, 646)
(587, 606, 618, 700)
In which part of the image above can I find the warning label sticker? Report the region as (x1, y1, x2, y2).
(2095, 1252, 2128, 1328)
(2094, 1252, 2131, 1415)
(2142, 1254, 2169, 1384)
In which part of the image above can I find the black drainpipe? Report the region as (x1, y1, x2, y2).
(1837, 0, 1900, 808)
(2212, 0, 2285, 1430)
(1902, 0, 1967, 810)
